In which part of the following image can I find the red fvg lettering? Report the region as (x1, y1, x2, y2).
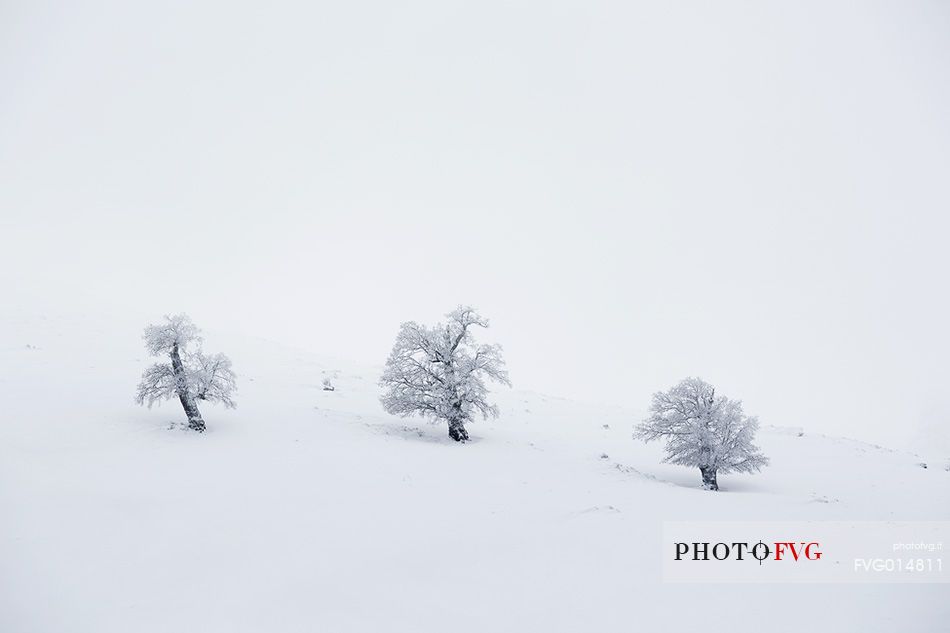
(773, 542, 822, 561)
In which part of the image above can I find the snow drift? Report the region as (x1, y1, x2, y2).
(1, 313, 947, 632)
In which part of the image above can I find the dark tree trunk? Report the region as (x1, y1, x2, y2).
(177, 392, 205, 432)
(447, 417, 469, 442)
(700, 466, 718, 491)
(170, 343, 205, 432)
(446, 399, 469, 442)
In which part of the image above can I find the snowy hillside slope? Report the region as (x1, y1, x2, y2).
(1, 314, 948, 632)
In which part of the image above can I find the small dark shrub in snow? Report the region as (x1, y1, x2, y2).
(135, 314, 236, 432)
(634, 377, 768, 491)
(379, 306, 510, 442)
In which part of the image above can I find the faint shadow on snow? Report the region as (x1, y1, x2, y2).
(566, 505, 622, 519)
(358, 419, 472, 445)
(762, 425, 805, 437)
(309, 405, 457, 444)
(611, 460, 770, 494)
(611, 461, 679, 489)
(126, 415, 204, 436)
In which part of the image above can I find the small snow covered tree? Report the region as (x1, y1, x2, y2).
(634, 377, 768, 490)
(379, 306, 511, 442)
(135, 314, 236, 432)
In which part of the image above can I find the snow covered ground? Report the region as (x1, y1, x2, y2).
(2, 313, 948, 632)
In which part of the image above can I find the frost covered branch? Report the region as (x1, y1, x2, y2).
(135, 314, 236, 432)
(634, 377, 768, 490)
(379, 306, 511, 442)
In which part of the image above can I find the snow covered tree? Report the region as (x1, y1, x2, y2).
(379, 306, 511, 442)
(634, 377, 768, 490)
(135, 314, 236, 432)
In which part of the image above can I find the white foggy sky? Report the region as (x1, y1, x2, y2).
(2, 1, 949, 452)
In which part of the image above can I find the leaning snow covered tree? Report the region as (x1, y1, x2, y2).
(135, 314, 236, 432)
(379, 306, 511, 442)
(634, 377, 768, 490)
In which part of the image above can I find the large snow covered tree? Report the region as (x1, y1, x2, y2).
(135, 314, 236, 432)
(379, 306, 511, 442)
(634, 377, 768, 490)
